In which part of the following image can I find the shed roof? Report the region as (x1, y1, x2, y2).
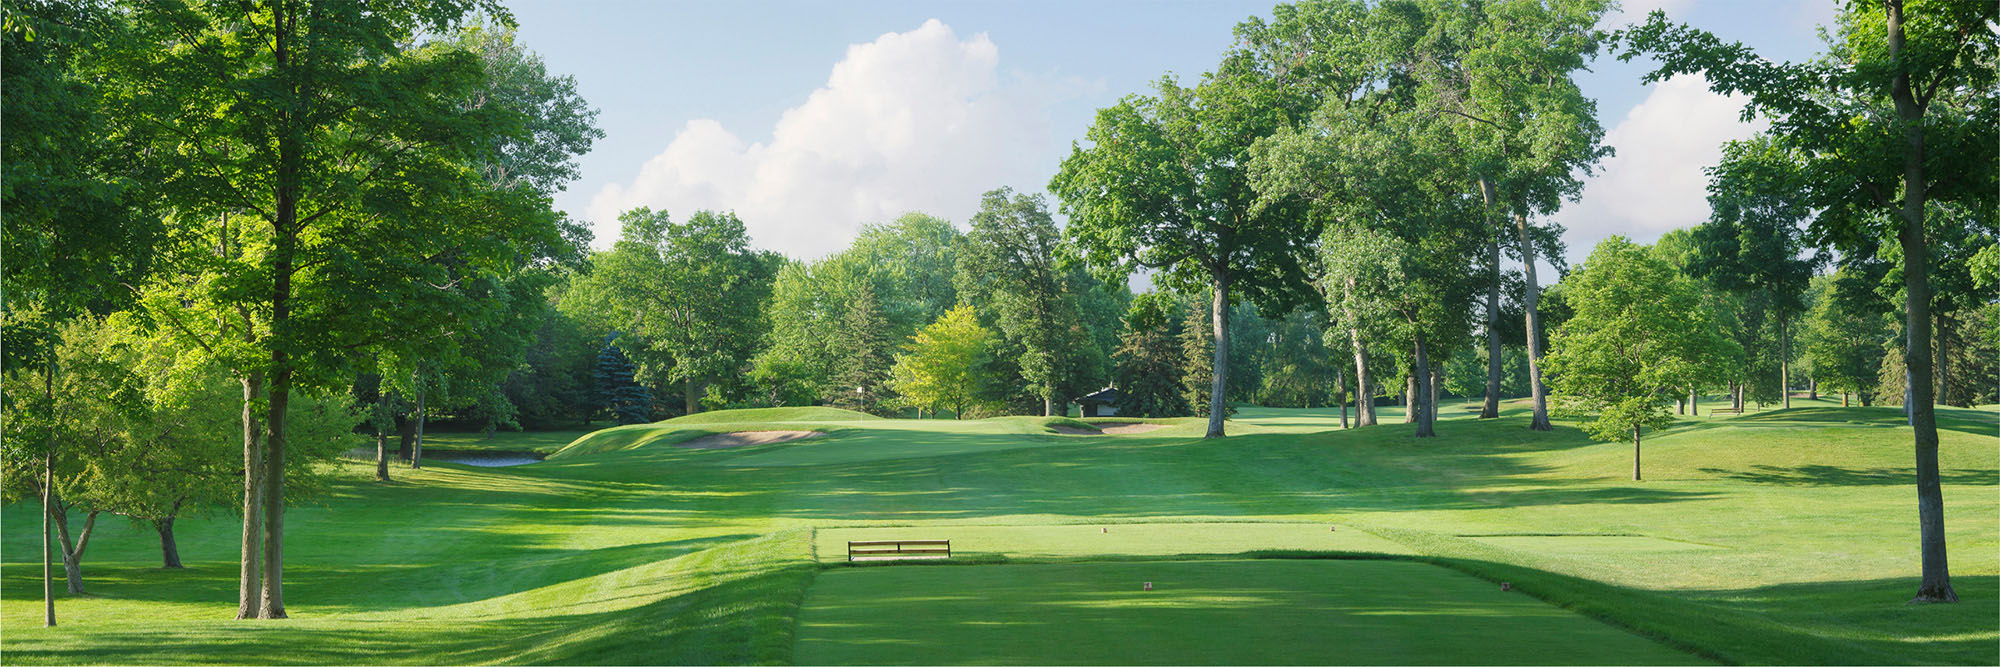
(1076, 387, 1121, 403)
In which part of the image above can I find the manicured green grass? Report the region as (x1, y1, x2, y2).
(796, 559, 1706, 665)
(3, 402, 1994, 665)
(814, 522, 1414, 561)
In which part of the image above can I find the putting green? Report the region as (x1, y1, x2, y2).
(795, 559, 1708, 665)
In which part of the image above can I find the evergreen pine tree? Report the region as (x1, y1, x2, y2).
(594, 334, 652, 424)
(826, 285, 895, 414)
(1115, 295, 1189, 417)
(1179, 296, 1216, 417)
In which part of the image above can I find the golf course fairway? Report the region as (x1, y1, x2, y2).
(2, 400, 1994, 665)
(796, 559, 1703, 665)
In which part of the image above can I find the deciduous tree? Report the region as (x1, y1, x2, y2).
(1623, 0, 1997, 601)
(1052, 69, 1317, 438)
(890, 306, 996, 419)
(1544, 238, 1741, 480)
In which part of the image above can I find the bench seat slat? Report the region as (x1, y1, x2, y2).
(847, 538, 952, 562)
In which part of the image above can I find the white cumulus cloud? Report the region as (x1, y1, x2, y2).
(1551, 74, 1768, 261)
(1602, 0, 1694, 29)
(586, 19, 1082, 258)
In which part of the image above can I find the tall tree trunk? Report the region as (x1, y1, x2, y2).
(397, 415, 415, 462)
(411, 388, 425, 470)
(1402, 373, 1416, 424)
(1515, 210, 1552, 431)
(1350, 327, 1375, 426)
(50, 506, 95, 594)
(1780, 314, 1792, 409)
(157, 510, 183, 569)
(236, 371, 264, 619)
(1413, 338, 1435, 438)
(1337, 369, 1349, 429)
(685, 377, 702, 415)
(261, 357, 290, 618)
(1691, 390, 1700, 416)
(254, 0, 298, 620)
(1809, 378, 1818, 400)
(1430, 369, 1440, 424)
(1632, 425, 1642, 481)
(1843, 392, 1849, 407)
(1934, 312, 1951, 406)
(1479, 178, 1503, 419)
(375, 427, 390, 482)
(1343, 278, 1376, 427)
(1886, 0, 1952, 603)
(42, 359, 55, 626)
(1205, 275, 1231, 438)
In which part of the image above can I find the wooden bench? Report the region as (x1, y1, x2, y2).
(848, 539, 951, 562)
(1709, 407, 1744, 415)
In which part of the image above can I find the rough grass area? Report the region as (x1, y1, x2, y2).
(3, 400, 1994, 665)
(795, 559, 1706, 665)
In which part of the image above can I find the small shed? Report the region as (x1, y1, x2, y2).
(1075, 387, 1123, 417)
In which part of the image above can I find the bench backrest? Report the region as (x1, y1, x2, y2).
(847, 539, 951, 560)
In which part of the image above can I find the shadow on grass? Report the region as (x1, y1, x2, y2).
(0, 562, 818, 666)
(794, 552, 1998, 667)
(1696, 464, 1998, 487)
(1401, 556, 1998, 667)
(1718, 406, 1998, 438)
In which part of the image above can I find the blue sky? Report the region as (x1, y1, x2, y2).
(503, 0, 1837, 266)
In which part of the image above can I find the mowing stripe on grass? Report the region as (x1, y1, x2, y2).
(795, 559, 1709, 665)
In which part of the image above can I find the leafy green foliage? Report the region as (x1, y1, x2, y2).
(889, 305, 997, 419)
(565, 208, 779, 412)
(0, 1, 157, 337)
(956, 188, 1095, 414)
(1544, 238, 1742, 454)
(1051, 67, 1317, 436)
(754, 214, 962, 404)
(1113, 293, 1189, 418)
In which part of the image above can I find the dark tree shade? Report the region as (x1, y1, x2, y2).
(595, 335, 652, 425)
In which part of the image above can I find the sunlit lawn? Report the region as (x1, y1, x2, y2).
(3, 399, 1994, 665)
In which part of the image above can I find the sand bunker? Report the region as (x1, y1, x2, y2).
(675, 430, 826, 449)
(1052, 422, 1168, 435)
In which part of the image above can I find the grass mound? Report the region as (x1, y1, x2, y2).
(676, 430, 826, 449)
(545, 423, 714, 458)
(1042, 416, 1100, 433)
(666, 406, 880, 425)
